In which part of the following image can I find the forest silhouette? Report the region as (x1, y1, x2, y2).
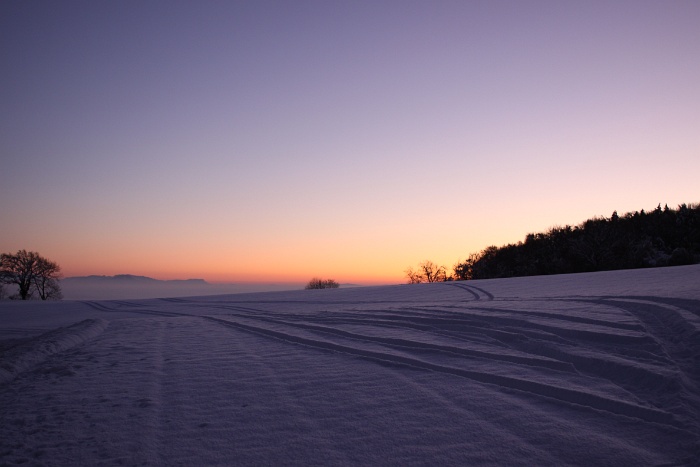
(451, 203, 699, 281)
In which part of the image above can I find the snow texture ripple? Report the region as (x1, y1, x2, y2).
(1, 265, 699, 466)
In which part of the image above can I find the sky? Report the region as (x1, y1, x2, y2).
(1, 0, 699, 284)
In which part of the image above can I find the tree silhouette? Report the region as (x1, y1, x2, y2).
(405, 260, 449, 283)
(33, 257, 63, 300)
(452, 203, 700, 280)
(305, 278, 339, 289)
(405, 267, 423, 284)
(0, 250, 63, 300)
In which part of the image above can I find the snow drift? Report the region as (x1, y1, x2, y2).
(1, 265, 699, 465)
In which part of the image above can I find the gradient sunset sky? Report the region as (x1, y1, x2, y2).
(1, 1, 699, 284)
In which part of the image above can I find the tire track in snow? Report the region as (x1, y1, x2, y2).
(108, 300, 152, 308)
(158, 297, 189, 303)
(459, 298, 686, 407)
(80, 300, 183, 317)
(463, 304, 645, 332)
(207, 302, 661, 385)
(213, 321, 353, 465)
(578, 297, 700, 432)
(615, 296, 700, 320)
(133, 319, 167, 466)
(202, 315, 678, 427)
(214, 311, 577, 373)
(312, 310, 562, 348)
(446, 282, 495, 300)
(215, 301, 646, 345)
(206, 298, 675, 410)
(81, 301, 115, 312)
(402, 308, 649, 345)
(576, 298, 700, 376)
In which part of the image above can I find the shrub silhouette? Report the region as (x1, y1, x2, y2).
(305, 278, 340, 289)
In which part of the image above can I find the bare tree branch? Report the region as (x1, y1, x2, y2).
(0, 250, 63, 300)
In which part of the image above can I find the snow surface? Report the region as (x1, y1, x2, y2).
(1, 265, 699, 466)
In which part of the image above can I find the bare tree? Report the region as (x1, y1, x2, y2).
(0, 250, 37, 299)
(305, 278, 340, 289)
(33, 257, 63, 300)
(405, 267, 423, 284)
(421, 260, 447, 282)
(0, 250, 63, 300)
(405, 260, 449, 283)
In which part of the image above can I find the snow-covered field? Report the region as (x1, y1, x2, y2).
(2, 265, 699, 466)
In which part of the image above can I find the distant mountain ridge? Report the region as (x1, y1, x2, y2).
(62, 275, 209, 285)
(58, 275, 303, 300)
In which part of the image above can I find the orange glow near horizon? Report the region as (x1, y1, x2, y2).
(57, 261, 405, 285)
(16, 199, 698, 286)
(2, 2, 699, 286)
(43, 232, 413, 284)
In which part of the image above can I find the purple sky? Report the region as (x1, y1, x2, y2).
(1, 1, 699, 283)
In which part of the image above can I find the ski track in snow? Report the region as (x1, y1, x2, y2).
(1, 265, 699, 466)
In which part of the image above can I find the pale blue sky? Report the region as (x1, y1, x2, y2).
(1, 0, 699, 282)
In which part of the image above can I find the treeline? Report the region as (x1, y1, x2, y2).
(407, 203, 700, 283)
(453, 203, 700, 280)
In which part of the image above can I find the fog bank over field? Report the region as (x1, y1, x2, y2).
(59, 275, 304, 300)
